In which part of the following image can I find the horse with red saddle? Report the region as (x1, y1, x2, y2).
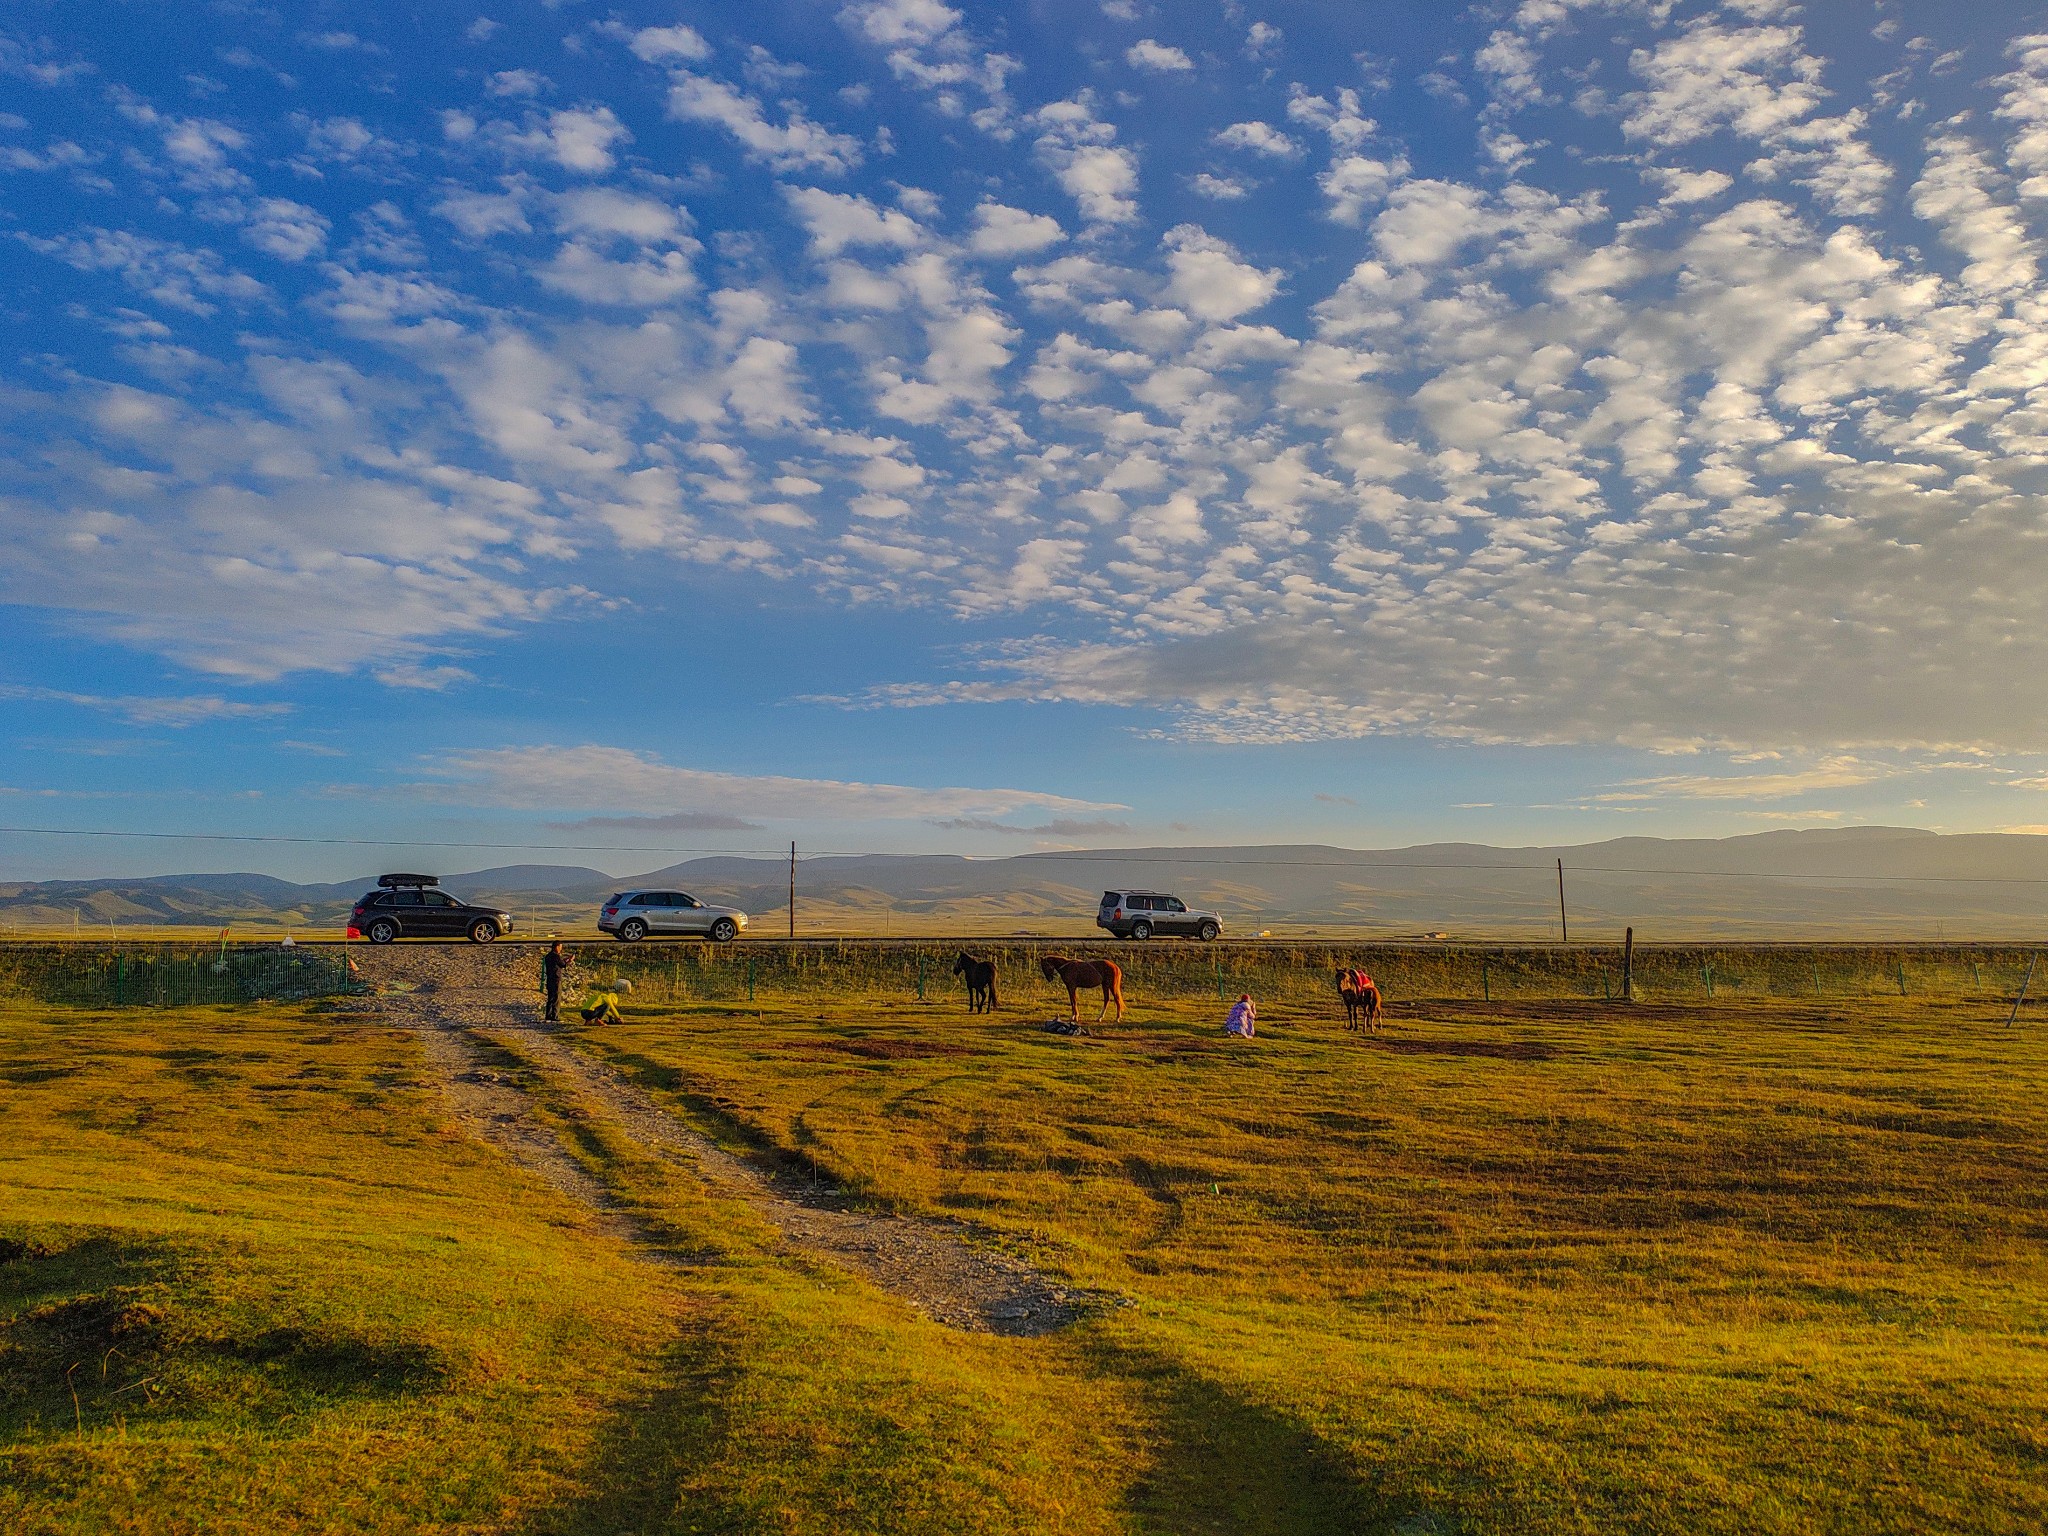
(1337, 967, 1383, 1032)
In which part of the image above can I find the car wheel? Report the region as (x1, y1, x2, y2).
(1131, 920, 1153, 940)
(710, 917, 738, 943)
(366, 919, 398, 945)
(618, 918, 647, 941)
(1198, 920, 1220, 942)
(469, 919, 499, 944)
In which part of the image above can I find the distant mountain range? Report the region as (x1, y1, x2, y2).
(5, 827, 2048, 939)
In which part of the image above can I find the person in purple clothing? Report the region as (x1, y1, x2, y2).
(1224, 993, 1256, 1038)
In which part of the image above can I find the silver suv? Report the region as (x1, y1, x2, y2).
(1097, 890, 1222, 941)
(599, 889, 749, 942)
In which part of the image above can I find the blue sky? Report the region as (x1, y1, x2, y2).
(6, 0, 2048, 881)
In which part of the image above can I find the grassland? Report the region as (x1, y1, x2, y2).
(3, 948, 2045, 1533)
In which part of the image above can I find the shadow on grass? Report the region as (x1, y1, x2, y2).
(1, 1231, 448, 1438)
(514, 1314, 1403, 1536)
(1087, 1336, 1389, 1536)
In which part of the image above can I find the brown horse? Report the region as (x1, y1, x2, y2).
(1041, 954, 1124, 1025)
(1338, 968, 1383, 1032)
(952, 952, 998, 1013)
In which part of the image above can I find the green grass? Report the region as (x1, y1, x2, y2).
(3, 974, 2046, 1533)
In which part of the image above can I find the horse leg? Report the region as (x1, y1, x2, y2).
(1068, 982, 1081, 1023)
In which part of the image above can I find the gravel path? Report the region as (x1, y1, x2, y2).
(356, 943, 1079, 1336)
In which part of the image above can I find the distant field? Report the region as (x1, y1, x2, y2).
(5, 936, 2043, 1013)
(3, 948, 2046, 1533)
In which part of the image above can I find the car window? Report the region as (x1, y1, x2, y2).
(1130, 896, 1152, 911)
(605, 893, 624, 906)
(629, 893, 657, 905)
(394, 890, 424, 906)
(675, 894, 696, 907)
(424, 891, 457, 907)
(1100, 892, 1119, 907)
(370, 892, 395, 907)
(1166, 898, 1186, 912)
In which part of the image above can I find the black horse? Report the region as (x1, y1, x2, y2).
(952, 952, 998, 1013)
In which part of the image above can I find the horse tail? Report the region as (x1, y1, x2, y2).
(1105, 959, 1124, 1020)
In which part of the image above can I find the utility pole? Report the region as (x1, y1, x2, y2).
(788, 841, 796, 939)
(1557, 859, 1569, 944)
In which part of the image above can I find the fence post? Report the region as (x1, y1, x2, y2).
(2006, 953, 2036, 1028)
(1622, 927, 1634, 1002)
(1481, 956, 1490, 1003)
(748, 957, 756, 1004)
(1813, 960, 1821, 997)
(1897, 961, 1907, 997)
(1703, 962, 1713, 999)
(114, 952, 123, 1006)
(916, 950, 925, 1002)
(1214, 955, 1223, 1001)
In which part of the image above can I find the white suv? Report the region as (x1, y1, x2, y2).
(599, 889, 748, 942)
(1097, 890, 1223, 941)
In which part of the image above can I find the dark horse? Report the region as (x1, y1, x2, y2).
(1041, 954, 1125, 1025)
(952, 952, 998, 1013)
(1338, 967, 1383, 1032)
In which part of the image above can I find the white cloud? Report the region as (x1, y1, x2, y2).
(433, 743, 1122, 820)
(23, 228, 267, 314)
(514, 107, 631, 173)
(1214, 120, 1299, 157)
(486, 69, 550, 98)
(1126, 39, 1194, 73)
(666, 72, 864, 174)
(968, 199, 1065, 255)
(1162, 225, 1281, 321)
(783, 185, 922, 254)
(1911, 134, 2036, 293)
(0, 684, 292, 727)
(1190, 173, 1250, 200)
(629, 24, 711, 63)
(539, 243, 698, 306)
(239, 198, 330, 261)
(1033, 98, 1140, 225)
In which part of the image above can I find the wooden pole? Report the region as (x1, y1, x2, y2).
(2007, 952, 2037, 1028)
(1621, 926, 1633, 1001)
(1556, 859, 1569, 944)
(788, 842, 796, 939)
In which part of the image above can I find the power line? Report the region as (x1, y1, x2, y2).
(5, 823, 2048, 887)
(0, 825, 789, 858)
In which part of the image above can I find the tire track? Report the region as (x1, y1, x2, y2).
(361, 945, 1081, 1335)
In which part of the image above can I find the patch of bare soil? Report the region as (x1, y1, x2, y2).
(1372, 1037, 1558, 1060)
(353, 943, 1079, 1336)
(797, 1038, 981, 1060)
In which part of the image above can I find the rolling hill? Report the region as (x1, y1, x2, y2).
(4, 827, 2047, 938)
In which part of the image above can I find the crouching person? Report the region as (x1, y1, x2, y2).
(579, 988, 622, 1027)
(1224, 993, 1256, 1038)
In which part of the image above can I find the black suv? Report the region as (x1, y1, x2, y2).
(1097, 890, 1223, 941)
(348, 874, 514, 944)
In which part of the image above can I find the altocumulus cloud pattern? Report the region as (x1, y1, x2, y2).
(5, 1, 2048, 754)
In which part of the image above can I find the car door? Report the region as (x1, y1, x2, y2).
(673, 893, 710, 935)
(420, 889, 465, 936)
(651, 892, 688, 933)
(1161, 897, 1192, 936)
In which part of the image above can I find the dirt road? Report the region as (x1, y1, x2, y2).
(353, 943, 1078, 1336)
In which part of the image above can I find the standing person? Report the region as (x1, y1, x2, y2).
(1225, 993, 1257, 1038)
(541, 942, 573, 1025)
